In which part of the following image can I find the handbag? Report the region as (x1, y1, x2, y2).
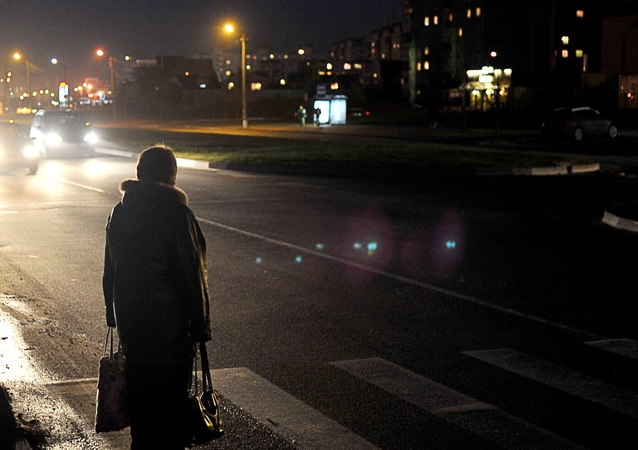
(188, 341, 223, 444)
(95, 327, 129, 433)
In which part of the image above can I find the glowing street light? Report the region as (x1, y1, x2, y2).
(12, 52, 32, 107)
(224, 23, 248, 128)
(51, 58, 68, 107)
(96, 49, 117, 121)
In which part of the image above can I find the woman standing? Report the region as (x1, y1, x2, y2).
(102, 145, 212, 448)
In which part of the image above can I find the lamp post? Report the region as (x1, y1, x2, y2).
(96, 49, 117, 121)
(2, 66, 5, 113)
(490, 51, 500, 132)
(12, 53, 31, 108)
(51, 58, 68, 108)
(224, 24, 248, 128)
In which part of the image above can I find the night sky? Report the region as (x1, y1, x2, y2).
(0, 0, 402, 86)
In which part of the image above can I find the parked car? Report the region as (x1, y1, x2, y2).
(29, 109, 98, 158)
(0, 121, 40, 174)
(542, 106, 618, 141)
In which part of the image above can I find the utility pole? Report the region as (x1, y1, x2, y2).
(549, 0, 556, 71)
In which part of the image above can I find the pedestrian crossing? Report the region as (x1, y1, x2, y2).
(205, 338, 637, 449)
(463, 348, 638, 419)
(45, 338, 638, 449)
(330, 358, 587, 450)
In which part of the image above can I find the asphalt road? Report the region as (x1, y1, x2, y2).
(1, 131, 638, 449)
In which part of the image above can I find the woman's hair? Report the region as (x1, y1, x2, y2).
(136, 145, 178, 185)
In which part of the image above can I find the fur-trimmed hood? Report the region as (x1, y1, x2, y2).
(119, 179, 188, 207)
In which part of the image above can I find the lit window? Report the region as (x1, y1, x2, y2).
(459, 28, 463, 37)
(326, 63, 333, 70)
(562, 36, 569, 45)
(424, 46, 429, 55)
(227, 82, 234, 90)
(354, 63, 362, 69)
(381, 53, 386, 59)
(330, 82, 339, 90)
(467, 9, 472, 18)
(434, 16, 438, 25)
(424, 16, 430, 26)
(280, 79, 286, 85)
(251, 83, 262, 90)
(448, 13, 453, 22)
(476, 7, 481, 17)
(576, 49, 583, 58)
(417, 62, 422, 71)
(344, 63, 352, 70)
(225, 70, 232, 76)
(576, 10, 584, 18)
(424, 61, 430, 70)
(562, 50, 569, 58)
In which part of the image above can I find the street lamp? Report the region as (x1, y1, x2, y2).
(51, 58, 68, 108)
(224, 24, 248, 128)
(96, 49, 117, 121)
(12, 53, 31, 108)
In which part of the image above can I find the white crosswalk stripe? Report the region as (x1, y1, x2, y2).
(211, 367, 380, 450)
(463, 348, 638, 419)
(330, 357, 587, 450)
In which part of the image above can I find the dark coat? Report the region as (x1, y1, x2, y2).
(103, 179, 212, 365)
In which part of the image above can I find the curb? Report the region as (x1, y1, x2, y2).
(602, 211, 638, 233)
(476, 163, 600, 176)
(98, 149, 603, 178)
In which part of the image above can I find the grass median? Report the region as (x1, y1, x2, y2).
(98, 125, 595, 176)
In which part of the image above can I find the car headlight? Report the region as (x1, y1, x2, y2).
(22, 145, 38, 159)
(45, 132, 63, 145)
(84, 131, 98, 144)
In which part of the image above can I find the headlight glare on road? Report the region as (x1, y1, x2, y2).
(45, 132, 63, 145)
(22, 145, 38, 159)
(84, 131, 98, 144)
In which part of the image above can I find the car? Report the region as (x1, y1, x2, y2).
(542, 106, 618, 141)
(0, 121, 41, 174)
(29, 109, 98, 158)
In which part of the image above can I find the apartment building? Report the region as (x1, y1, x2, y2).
(402, 0, 638, 110)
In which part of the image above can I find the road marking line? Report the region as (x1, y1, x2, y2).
(331, 358, 494, 415)
(585, 338, 638, 360)
(34, 168, 603, 341)
(463, 348, 638, 419)
(199, 218, 602, 340)
(211, 367, 379, 450)
(331, 358, 586, 450)
(41, 175, 108, 194)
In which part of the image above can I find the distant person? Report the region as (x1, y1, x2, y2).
(298, 105, 307, 126)
(102, 145, 212, 449)
(314, 107, 322, 127)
